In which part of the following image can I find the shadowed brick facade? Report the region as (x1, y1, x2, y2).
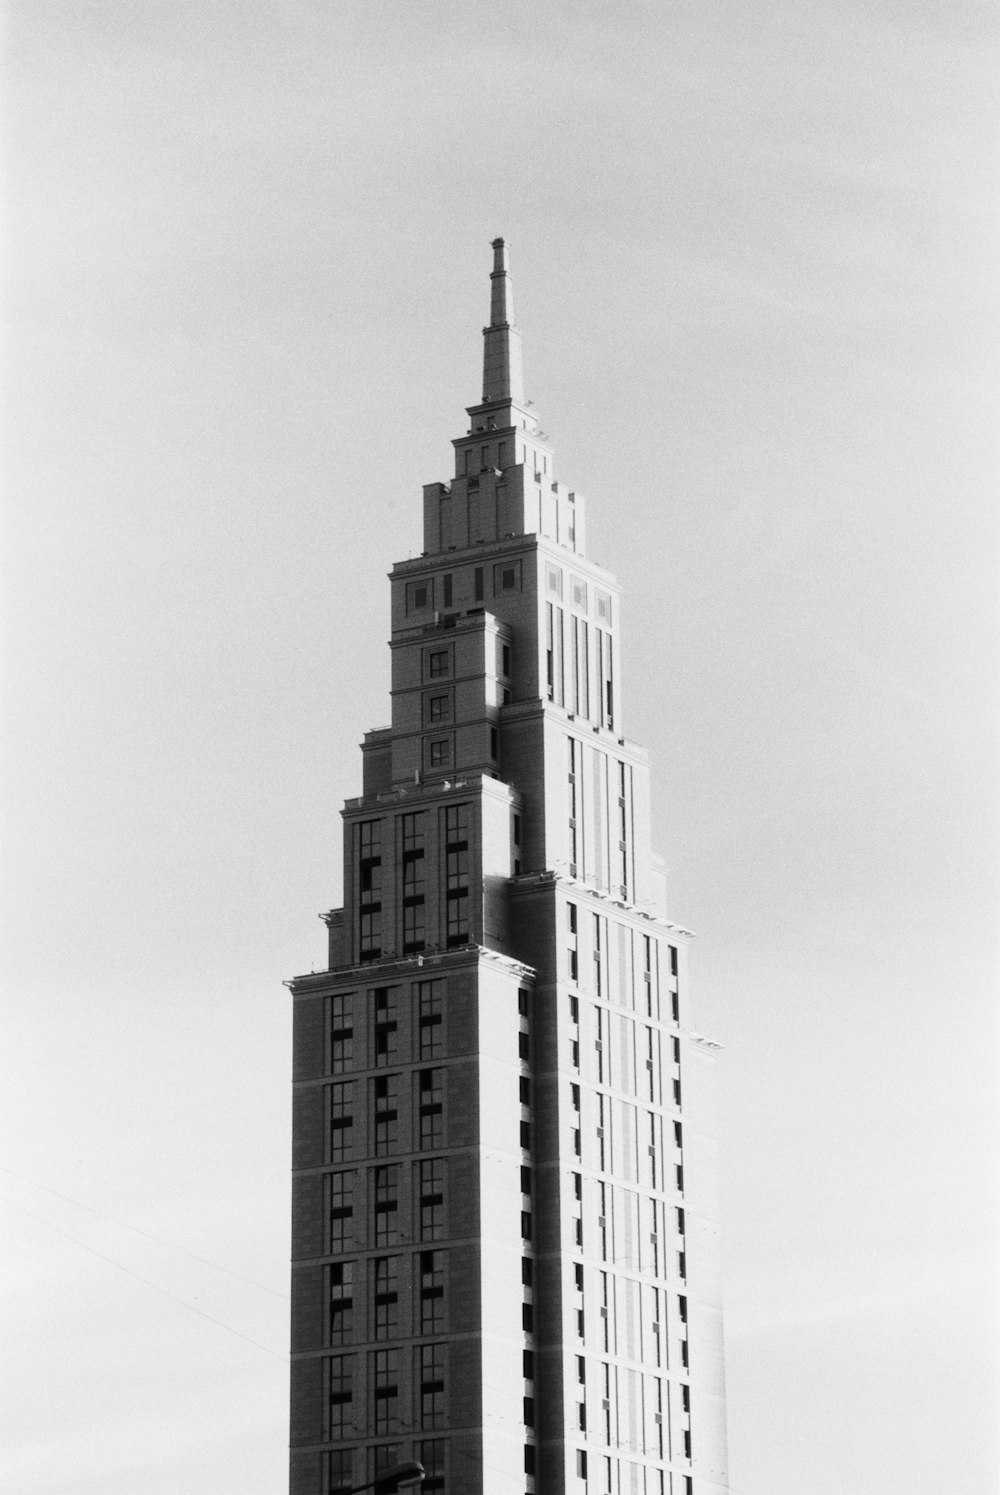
(288, 241, 728, 1495)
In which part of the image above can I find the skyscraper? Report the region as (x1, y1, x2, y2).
(288, 242, 728, 1495)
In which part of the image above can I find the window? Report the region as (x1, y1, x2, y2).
(358, 820, 382, 961)
(429, 739, 450, 768)
(502, 644, 511, 676)
(328, 1449, 353, 1495)
(372, 1348, 399, 1434)
(373, 1256, 399, 1340)
(372, 1445, 402, 1483)
(330, 1083, 353, 1162)
(419, 1343, 446, 1429)
(428, 694, 450, 723)
(442, 574, 453, 608)
(330, 994, 353, 1074)
(420, 1249, 445, 1333)
(524, 1396, 535, 1427)
(427, 650, 450, 679)
(445, 803, 469, 842)
(419, 1158, 445, 1240)
(330, 1261, 354, 1345)
(419, 1440, 446, 1495)
(524, 1349, 535, 1380)
(374, 1074, 399, 1155)
(593, 915, 603, 996)
(474, 567, 484, 601)
(360, 909, 381, 961)
(359, 821, 381, 870)
(444, 804, 470, 948)
(373, 1165, 399, 1247)
(403, 900, 426, 952)
(330, 1172, 353, 1252)
(419, 1068, 444, 1150)
(411, 583, 430, 611)
(373, 987, 399, 1067)
(494, 560, 521, 593)
(328, 1355, 354, 1439)
(446, 893, 468, 945)
(418, 979, 444, 1058)
(576, 1451, 588, 1480)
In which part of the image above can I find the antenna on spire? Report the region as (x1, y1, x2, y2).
(482, 237, 525, 406)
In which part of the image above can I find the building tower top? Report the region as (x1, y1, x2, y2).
(482, 236, 525, 406)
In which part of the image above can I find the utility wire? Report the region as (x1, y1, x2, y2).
(2, 1195, 288, 1362)
(0, 1162, 288, 1299)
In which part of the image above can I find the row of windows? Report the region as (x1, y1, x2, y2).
(596, 1457, 694, 1495)
(328, 1066, 446, 1168)
(330, 979, 445, 1073)
(326, 1440, 446, 1495)
(330, 1074, 450, 1164)
(327, 1342, 448, 1438)
(407, 563, 522, 615)
(330, 1249, 446, 1344)
(596, 1269, 690, 1369)
(570, 1090, 686, 1202)
(357, 810, 471, 961)
(545, 565, 613, 625)
(549, 610, 614, 728)
(564, 895, 681, 1021)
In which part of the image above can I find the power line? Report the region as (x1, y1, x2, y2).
(2, 1194, 288, 1363)
(0, 1162, 288, 1299)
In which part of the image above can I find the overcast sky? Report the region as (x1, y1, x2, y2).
(2, 3, 997, 1493)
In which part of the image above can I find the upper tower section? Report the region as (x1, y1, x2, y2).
(423, 240, 587, 560)
(482, 237, 525, 405)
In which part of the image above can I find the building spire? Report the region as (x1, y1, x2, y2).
(482, 237, 525, 406)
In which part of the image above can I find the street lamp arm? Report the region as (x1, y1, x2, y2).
(346, 1459, 425, 1495)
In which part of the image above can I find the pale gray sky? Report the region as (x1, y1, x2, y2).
(2, 3, 997, 1493)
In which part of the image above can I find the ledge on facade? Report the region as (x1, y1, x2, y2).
(507, 869, 694, 936)
(285, 940, 535, 993)
(343, 771, 517, 813)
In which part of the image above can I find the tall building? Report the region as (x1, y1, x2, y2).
(288, 242, 728, 1495)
